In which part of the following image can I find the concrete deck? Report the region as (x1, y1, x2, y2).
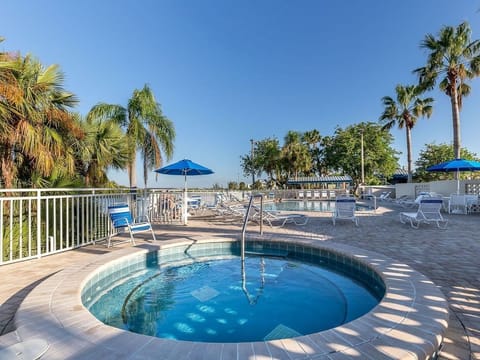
(0, 202, 479, 359)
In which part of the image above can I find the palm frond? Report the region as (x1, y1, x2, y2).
(87, 103, 127, 125)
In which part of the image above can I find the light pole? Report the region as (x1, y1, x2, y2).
(250, 139, 255, 187)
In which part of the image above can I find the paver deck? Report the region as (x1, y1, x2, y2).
(0, 202, 478, 359)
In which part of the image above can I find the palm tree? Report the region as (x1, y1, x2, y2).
(302, 129, 322, 176)
(79, 113, 129, 187)
(281, 131, 311, 181)
(88, 85, 175, 188)
(415, 21, 480, 161)
(0, 50, 80, 188)
(379, 85, 433, 183)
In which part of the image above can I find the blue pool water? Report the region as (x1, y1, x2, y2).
(264, 200, 372, 212)
(88, 255, 380, 343)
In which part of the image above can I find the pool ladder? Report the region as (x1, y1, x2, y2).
(240, 194, 264, 262)
(240, 194, 264, 305)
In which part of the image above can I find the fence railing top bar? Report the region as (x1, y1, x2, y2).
(0, 188, 141, 197)
(0, 187, 130, 193)
(0, 188, 235, 196)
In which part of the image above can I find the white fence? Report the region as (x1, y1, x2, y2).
(0, 187, 352, 266)
(0, 188, 191, 265)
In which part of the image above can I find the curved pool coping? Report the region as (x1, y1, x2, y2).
(14, 236, 449, 359)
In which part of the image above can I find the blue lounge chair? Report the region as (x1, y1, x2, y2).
(107, 203, 156, 247)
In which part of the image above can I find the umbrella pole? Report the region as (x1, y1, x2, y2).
(457, 169, 460, 194)
(183, 173, 188, 225)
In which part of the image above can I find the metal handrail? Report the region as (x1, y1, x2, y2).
(240, 194, 264, 262)
(240, 194, 264, 305)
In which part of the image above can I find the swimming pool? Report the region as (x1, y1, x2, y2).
(85, 249, 382, 342)
(264, 200, 372, 212)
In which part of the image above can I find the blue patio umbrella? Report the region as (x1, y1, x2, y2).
(426, 158, 480, 193)
(154, 159, 214, 224)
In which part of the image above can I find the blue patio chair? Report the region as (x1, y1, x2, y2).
(107, 203, 156, 247)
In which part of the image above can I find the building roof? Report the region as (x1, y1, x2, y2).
(392, 168, 408, 179)
(287, 176, 352, 184)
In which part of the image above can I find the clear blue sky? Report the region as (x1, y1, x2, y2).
(3, 1, 480, 188)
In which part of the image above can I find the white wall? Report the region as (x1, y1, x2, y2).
(396, 180, 480, 198)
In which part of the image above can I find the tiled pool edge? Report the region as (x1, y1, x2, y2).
(14, 237, 449, 360)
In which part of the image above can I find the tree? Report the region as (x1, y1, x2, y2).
(415, 143, 480, 182)
(281, 131, 311, 181)
(302, 129, 323, 176)
(0, 47, 81, 188)
(415, 21, 480, 161)
(240, 153, 257, 184)
(88, 85, 175, 188)
(323, 122, 399, 192)
(240, 138, 272, 186)
(379, 85, 433, 183)
(80, 112, 129, 186)
(251, 138, 281, 186)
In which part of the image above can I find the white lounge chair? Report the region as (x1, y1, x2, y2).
(394, 195, 416, 208)
(332, 197, 359, 226)
(465, 194, 479, 214)
(448, 194, 467, 214)
(106, 203, 156, 247)
(378, 191, 392, 201)
(214, 203, 247, 218)
(253, 207, 308, 228)
(400, 198, 448, 229)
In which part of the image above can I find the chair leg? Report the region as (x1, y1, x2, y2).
(128, 230, 136, 245)
(436, 220, 448, 229)
(150, 228, 157, 242)
(410, 218, 419, 229)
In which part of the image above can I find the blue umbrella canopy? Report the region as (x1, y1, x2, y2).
(155, 159, 214, 176)
(427, 158, 480, 194)
(154, 159, 214, 225)
(426, 158, 480, 172)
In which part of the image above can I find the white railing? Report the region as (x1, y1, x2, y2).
(0, 188, 189, 265)
(1, 187, 346, 266)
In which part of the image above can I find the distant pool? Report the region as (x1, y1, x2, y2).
(264, 200, 372, 212)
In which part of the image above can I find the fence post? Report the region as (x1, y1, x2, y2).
(36, 189, 42, 259)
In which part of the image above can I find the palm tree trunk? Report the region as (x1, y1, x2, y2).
(1, 154, 15, 189)
(450, 91, 461, 158)
(405, 127, 413, 183)
(448, 72, 462, 176)
(450, 86, 461, 181)
(128, 159, 137, 188)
